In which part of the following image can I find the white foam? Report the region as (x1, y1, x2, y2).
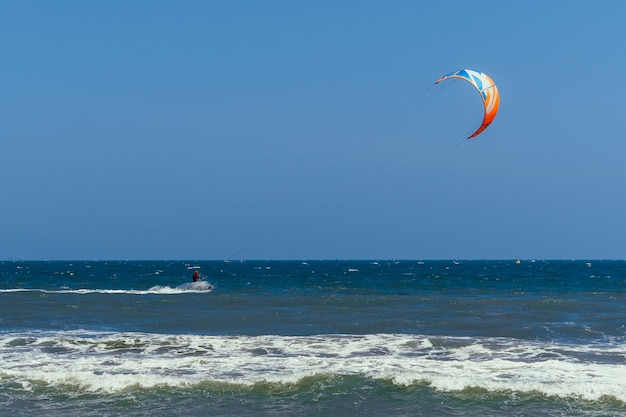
(0, 282, 214, 295)
(149, 281, 214, 293)
(0, 332, 625, 402)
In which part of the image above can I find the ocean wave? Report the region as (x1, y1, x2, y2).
(0, 281, 214, 295)
(1, 331, 625, 402)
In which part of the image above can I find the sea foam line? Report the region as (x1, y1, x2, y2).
(0, 282, 214, 295)
(1, 331, 625, 402)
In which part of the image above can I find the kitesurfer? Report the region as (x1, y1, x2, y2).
(192, 270, 201, 282)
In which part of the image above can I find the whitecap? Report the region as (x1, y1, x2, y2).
(1, 332, 624, 402)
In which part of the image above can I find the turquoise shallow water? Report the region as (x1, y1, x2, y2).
(1, 260, 625, 416)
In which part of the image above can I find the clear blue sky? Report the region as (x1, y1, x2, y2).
(1, 1, 625, 260)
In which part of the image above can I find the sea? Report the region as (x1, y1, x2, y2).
(1, 260, 625, 416)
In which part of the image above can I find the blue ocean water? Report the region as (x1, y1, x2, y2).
(1, 260, 625, 416)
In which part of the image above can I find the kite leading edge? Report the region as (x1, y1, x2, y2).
(435, 69, 500, 139)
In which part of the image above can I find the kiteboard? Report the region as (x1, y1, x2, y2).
(177, 281, 214, 291)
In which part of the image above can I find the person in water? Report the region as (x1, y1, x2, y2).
(192, 270, 202, 282)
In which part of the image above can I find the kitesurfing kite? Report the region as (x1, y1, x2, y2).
(435, 69, 500, 139)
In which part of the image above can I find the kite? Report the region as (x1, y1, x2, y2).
(435, 69, 500, 139)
